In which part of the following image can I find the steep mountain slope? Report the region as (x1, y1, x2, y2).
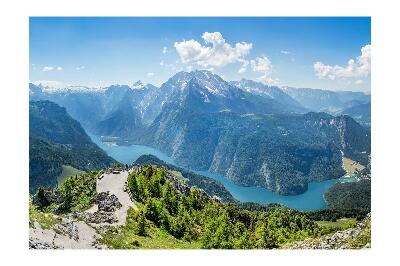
(29, 100, 116, 192)
(95, 90, 143, 137)
(152, 71, 290, 116)
(231, 79, 307, 113)
(138, 70, 296, 150)
(29, 82, 159, 134)
(138, 110, 370, 195)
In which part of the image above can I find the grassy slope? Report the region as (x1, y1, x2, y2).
(57, 165, 84, 186)
(316, 218, 357, 230)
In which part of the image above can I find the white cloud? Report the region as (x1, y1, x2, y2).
(355, 79, 364, 84)
(314, 44, 371, 80)
(174, 32, 252, 68)
(76, 66, 85, 71)
(280, 50, 290, 55)
(237, 60, 249, 74)
(42, 66, 63, 72)
(162, 46, 168, 54)
(147, 72, 154, 76)
(250, 56, 274, 84)
(250, 56, 272, 74)
(42, 66, 54, 72)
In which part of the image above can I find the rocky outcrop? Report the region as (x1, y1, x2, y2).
(92, 191, 122, 212)
(285, 214, 371, 249)
(164, 169, 191, 195)
(32, 189, 64, 207)
(84, 211, 118, 224)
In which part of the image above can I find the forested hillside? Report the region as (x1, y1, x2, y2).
(29, 100, 115, 192)
(134, 154, 235, 203)
(139, 109, 370, 195)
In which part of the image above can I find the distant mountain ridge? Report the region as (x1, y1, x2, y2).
(230, 79, 307, 113)
(281, 86, 370, 113)
(30, 72, 370, 136)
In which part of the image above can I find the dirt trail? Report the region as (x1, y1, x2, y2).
(87, 169, 138, 226)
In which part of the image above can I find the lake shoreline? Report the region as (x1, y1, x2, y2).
(89, 133, 352, 211)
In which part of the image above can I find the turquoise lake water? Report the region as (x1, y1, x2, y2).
(89, 133, 344, 211)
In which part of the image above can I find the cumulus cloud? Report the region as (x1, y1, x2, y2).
(355, 79, 364, 84)
(147, 72, 154, 76)
(174, 32, 252, 68)
(280, 50, 290, 55)
(250, 56, 275, 84)
(314, 44, 371, 81)
(251, 56, 272, 74)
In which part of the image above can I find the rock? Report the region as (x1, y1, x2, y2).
(80, 211, 118, 224)
(357, 222, 366, 229)
(29, 238, 63, 249)
(32, 189, 64, 207)
(92, 192, 122, 212)
(53, 219, 79, 241)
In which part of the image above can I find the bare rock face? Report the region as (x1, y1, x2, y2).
(92, 191, 122, 212)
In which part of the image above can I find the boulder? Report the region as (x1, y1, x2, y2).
(92, 192, 122, 212)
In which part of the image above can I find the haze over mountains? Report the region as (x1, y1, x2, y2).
(29, 70, 371, 195)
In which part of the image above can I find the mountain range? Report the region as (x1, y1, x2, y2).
(29, 70, 371, 195)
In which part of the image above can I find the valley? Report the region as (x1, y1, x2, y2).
(90, 133, 358, 210)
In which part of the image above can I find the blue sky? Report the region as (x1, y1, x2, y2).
(29, 17, 371, 92)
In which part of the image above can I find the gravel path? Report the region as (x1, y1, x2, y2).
(87, 169, 138, 226)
